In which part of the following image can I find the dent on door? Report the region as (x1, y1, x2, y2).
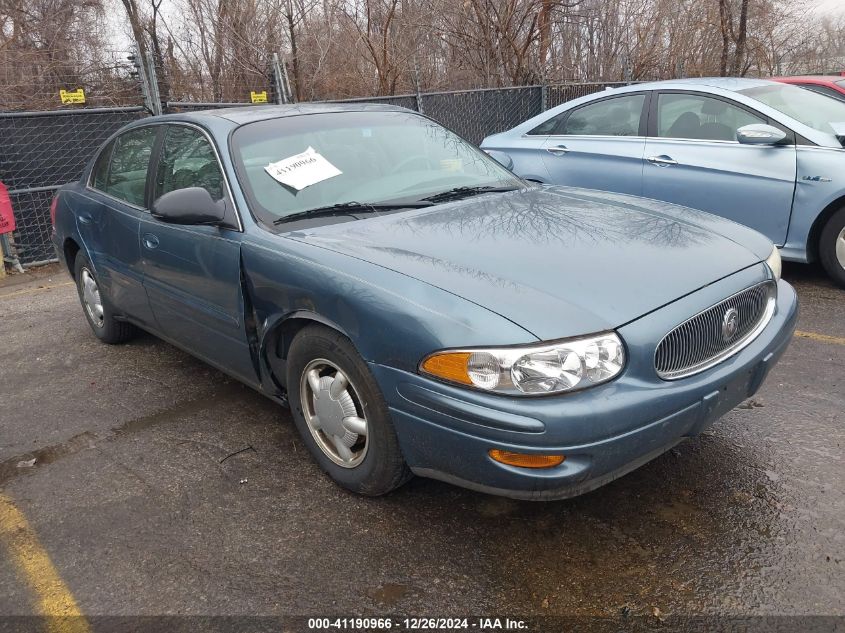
(139, 221, 255, 381)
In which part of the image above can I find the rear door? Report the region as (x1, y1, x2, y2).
(642, 91, 796, 245)
(138, 123, 254, 382)
(539, 92, 649, 195)
(81, 125, 158, 326)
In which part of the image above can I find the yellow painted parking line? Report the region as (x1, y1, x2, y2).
(0, 281, 74, 300)
(0, 494, 90, 633)
(795, 330, 845, 346)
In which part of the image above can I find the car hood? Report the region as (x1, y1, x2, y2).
(283, 186, 771, 340)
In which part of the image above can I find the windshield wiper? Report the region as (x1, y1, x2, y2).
(420, 185, 519, 204)
(273, 201, 432, 225)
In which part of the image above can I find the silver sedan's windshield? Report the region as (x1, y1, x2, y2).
(231, 110, 523, 224)
(739, 83, 845, 136)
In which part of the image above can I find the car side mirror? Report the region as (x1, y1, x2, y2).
(152, 187, 225, 225)
(484, 149, 514, 171)
(736, 124, 787, 145)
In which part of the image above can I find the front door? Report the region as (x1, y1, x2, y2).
(139, 124, 254, 382)
(642, 91, 797, 246)
(539, 92, 648, 196)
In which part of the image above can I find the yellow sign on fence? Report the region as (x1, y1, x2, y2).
(60, 88, 86, 105)
(250, 90, 268, 104)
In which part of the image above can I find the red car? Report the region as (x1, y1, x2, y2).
(771, 75, 845, 102)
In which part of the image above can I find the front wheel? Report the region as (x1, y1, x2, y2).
(819, 207, 845, 289)
(286, 325, 411, 496)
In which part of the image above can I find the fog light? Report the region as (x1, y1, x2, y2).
(488, 449, 565, 469)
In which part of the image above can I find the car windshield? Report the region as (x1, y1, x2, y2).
(739, 83, 845, 135)
(231, 110, 523, 225)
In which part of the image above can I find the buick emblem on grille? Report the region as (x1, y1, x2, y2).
(722, 307, 739, 341)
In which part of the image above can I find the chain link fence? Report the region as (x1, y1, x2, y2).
(0, 65, 627, 268)
(327, 82, 626, 144)
(0, 107, 147, 265)
(0, 49, 146, 113)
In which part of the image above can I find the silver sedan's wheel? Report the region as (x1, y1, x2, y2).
(819, 208, 845, 288)
(300, 358, 369, 468)
(80, 267, 104, 328)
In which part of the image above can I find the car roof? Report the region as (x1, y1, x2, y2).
(623, 77, 781, 92)
(148, 102, 412, 127)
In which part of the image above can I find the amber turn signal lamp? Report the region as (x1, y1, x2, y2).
(420, 352, 473, 385)
(488, 449, 565, 469)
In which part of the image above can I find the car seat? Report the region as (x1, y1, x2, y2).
(698, 99, 734, 141)
(667, 111, 701, 138)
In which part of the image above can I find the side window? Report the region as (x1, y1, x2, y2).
(155, 126, 225, 202)
(560, 95, 645, 136)
(100, 127, 157, 206)
(528, 111, 567, 136)
(657, 93, 764, 141)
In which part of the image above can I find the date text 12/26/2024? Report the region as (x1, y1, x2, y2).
(307, 617, 529, 630)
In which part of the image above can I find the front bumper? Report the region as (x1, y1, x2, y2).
(371, 276, 798, 500)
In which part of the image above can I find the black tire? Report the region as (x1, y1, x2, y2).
(286, 324, 411, 496)
(73, 253, 137, 344)
(819, 207, 845, 289)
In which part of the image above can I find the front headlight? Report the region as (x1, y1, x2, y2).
(419, 332, 626, 396)
(765, 246, 782, 280)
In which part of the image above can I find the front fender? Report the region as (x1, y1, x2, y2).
(787, 148, 845, 261)
(241, 234, 537, 389)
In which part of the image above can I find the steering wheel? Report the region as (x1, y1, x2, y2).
(391, 155, 437, 174)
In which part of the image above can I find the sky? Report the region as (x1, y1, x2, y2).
(811, 0, 845, 16)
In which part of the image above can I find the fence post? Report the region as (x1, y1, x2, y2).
(540, 84, 548, 112)
(130, 45, 157, 115)
(0, 234, 23, 274)
(412, 55, 424, 114)
(144, 52, 163, 115)
(272, 53, 290, 104)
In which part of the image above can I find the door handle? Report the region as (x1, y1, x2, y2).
(545, 144, 569, 156)
(142, 233, 160, 250)
(78, 213, 93, 225)
(647, 155, 678, 166)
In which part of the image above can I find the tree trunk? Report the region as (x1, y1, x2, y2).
(717, 0, 732, 76)
(729, 0, 749, 75)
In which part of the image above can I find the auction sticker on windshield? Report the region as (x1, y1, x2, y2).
(265, 146, 342, 191)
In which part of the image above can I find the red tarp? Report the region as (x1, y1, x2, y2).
(0, 181, 15, 234)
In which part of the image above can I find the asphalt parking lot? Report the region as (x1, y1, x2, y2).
(0, 262, 842, 630)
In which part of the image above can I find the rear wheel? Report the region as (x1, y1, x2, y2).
(819, 207, 845, 289)
(73, 254, 136, 344)
(287, 325, 411, 496)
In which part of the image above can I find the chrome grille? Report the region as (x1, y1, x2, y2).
(655, 281, 777, 380)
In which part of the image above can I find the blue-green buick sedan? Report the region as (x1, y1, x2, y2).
(51, 104, 797, 499)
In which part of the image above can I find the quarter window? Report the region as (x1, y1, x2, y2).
(98, 126, 157, 206)
(657, 93, 764, 141)
(528, 95, 645, 136)
(90, 140, 115, 191)
(154, 126, 225, 202)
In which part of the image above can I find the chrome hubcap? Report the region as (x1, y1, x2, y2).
(836, 227, 845, 270)
(80, 268, 104, 328)
(300, 359, 368, 468)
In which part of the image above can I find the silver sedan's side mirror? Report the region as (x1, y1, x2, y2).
(736, 124, 787, 145)
(484, 149, 514, 170)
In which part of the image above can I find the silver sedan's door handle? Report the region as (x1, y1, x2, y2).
(647, 155, 678, 166)
(545, 144, 569, 156)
